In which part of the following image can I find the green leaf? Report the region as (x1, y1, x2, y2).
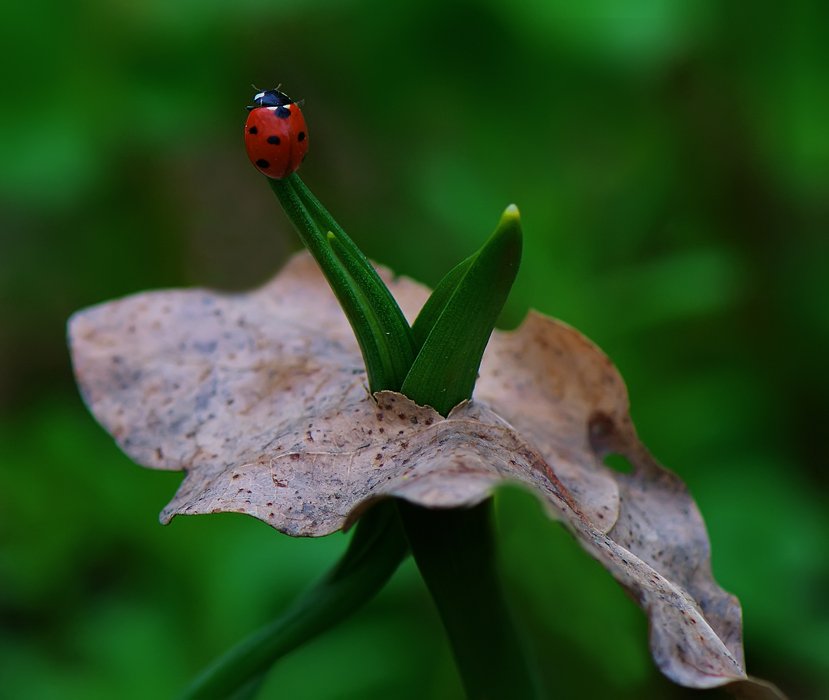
(411, 254, 474, 349)
(290, 178, 415, 372)
(401, 205, 522, 416)
(179, 502, 409, 699)
(326, 231, 416, 390)
(269, 175, 415, 392)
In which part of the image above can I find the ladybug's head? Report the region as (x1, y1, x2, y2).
(246, 88, 294, 112)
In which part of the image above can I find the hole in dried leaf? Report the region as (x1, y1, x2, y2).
(603, 453, 634, 473)
(587, 410, 621, 455)
(588, 410, 613, 434)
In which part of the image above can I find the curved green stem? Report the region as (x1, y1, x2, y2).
(179, 502, 408, 699)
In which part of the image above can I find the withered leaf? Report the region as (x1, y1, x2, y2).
(68, 252, 780, 694)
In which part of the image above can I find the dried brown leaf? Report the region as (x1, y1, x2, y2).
(68, 251, 779, 694)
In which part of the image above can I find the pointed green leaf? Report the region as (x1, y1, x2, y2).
(411, 254, 475, 349)
(401, 205, 522, 415)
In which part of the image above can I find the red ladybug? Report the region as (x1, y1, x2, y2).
(244, 89, 308, 179)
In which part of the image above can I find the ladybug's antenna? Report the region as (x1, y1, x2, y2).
(250, 83, 283, 97)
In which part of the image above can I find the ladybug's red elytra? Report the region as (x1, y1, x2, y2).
(244, 89, 308, 179)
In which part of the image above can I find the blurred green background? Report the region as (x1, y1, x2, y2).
(1, 0, 827, 698)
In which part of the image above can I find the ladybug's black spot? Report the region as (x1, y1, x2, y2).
(275, 106, 291, 119)
(267, 135, 281, 145)
(297, 131, 306, 142)
(248, 125, 258, 134)
(255, 159, 270, 169)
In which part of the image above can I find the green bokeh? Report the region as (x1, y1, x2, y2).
(1, 1, 827, 697)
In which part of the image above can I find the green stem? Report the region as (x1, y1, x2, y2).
(392, 205, 539, 696)
(179, 502, 408, 699)
(399, 501, 542, 699)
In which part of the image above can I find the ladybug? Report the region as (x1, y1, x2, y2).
(244, 88, 308, 179)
